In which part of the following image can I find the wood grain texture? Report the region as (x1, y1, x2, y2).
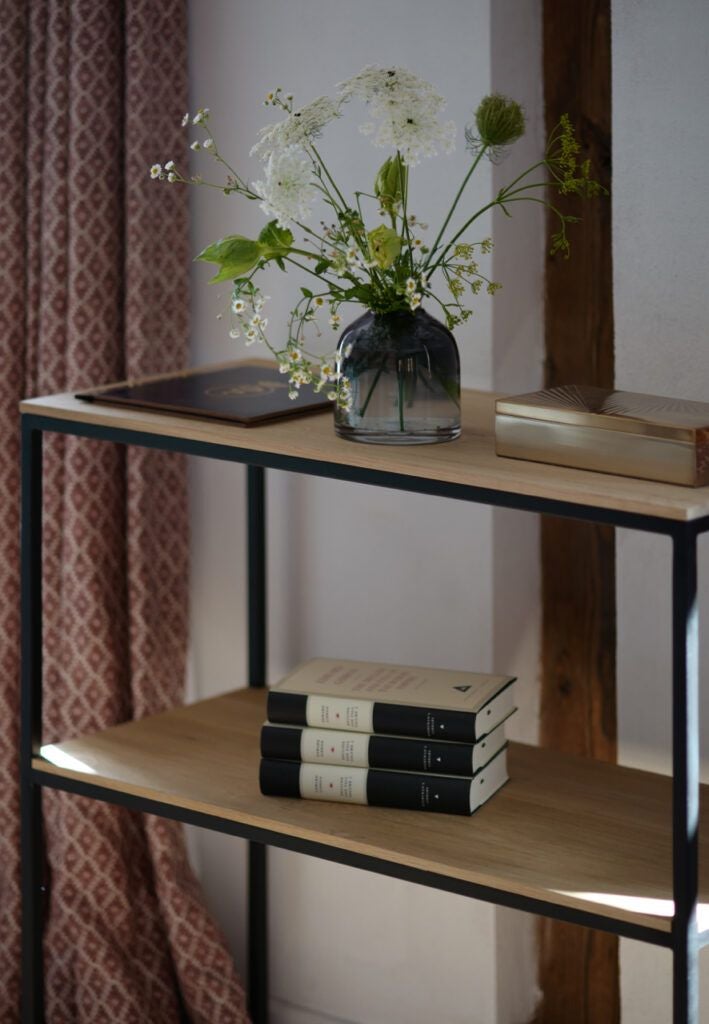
(539, 0, 617, 1020)
(20, 385, 709, 522)
(34, 689, 709, 938)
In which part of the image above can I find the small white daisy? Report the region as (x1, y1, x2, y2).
(149, 164, 162, 179)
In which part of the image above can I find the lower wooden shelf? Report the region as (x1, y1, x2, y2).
(33, 688, 708, 940)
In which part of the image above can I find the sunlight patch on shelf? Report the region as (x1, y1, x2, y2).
(40, 745, 97, 774)
(555, 891, 709, 931)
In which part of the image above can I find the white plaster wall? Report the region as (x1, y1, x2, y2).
(612, 0, 709, 1019)
(185, 2, 542, 1020)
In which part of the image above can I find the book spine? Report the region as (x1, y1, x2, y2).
(266, 691, 477, 743)
(260, 724, 483, 776)
(259, 760, 474, 815)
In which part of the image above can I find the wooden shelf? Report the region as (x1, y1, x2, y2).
(33, 688, 709, 938)
(21, 374, 709, 522)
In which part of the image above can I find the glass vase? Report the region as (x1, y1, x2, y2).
(334, 308, 461, 445)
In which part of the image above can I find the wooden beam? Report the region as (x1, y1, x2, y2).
(536, 0, 617, 1021)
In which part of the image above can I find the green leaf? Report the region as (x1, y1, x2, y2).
(300, 287, 313, 299)
(314, 259, 330, 275)
(258, 220, 294, 255)
(196, 235, 262, 283)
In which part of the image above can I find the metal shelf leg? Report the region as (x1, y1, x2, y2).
(20, 421, 44, 1023)
(247, 465, 268, 1024)
(672, 525, 700, 1024)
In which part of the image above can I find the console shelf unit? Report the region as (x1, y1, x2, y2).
(20, 383, 709, 1024)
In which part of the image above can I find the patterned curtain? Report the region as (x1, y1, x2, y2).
(0, 1, 249, 1020)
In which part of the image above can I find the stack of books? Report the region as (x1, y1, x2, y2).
(259, 658, 515, 816)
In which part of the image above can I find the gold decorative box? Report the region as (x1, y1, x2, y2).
(495, 385, 709, 487)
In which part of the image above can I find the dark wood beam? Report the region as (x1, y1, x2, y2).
(536, 1, 617, 1021)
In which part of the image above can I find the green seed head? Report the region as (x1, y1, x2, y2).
(474, 94, 525, 149)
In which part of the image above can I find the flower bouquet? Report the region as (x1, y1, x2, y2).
(152, 66, 602, 444)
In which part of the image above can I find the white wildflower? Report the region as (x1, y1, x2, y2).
(203, 138, 216, 151)
(190, 141, 201, 152)
(167, 172, 177, 183)
(246, 328, 258, 345)
(288, 389, 298, 400)
(405, 277, 416, 293)
(409, 292, 422, 310)
(252, 145, 316, 227)
(165, 160, 176, 171)
(232, 298, 246, 314)
(181, 113, 190, 127)
(229, 328, 240, 339)
(251, 95, 341, 159)
(150, 164, 162, 179)
(313, 296, 325, 308)
(329, 313, 342, 329)
(192, 108, 209, 125)
(337, 65, 455, 165)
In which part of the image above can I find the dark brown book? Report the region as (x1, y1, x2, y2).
(76, 360, 331, 426)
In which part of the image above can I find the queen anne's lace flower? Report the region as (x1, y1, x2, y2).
(252, 145, 317, 226)
(337, 66, 455, 165)
(251, 96, 341, 159)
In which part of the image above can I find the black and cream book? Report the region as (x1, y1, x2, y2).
(76, 360, 330, 426)
(267, 658, 515, 744)
(260, 719, 510, 776)
(259, 747, 508, 816)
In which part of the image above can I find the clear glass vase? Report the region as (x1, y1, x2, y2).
(334, 308, 461, 445)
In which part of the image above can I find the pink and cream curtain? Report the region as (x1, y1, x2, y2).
(0, 1, 249, 1020)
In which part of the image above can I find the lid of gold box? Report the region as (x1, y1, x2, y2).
(496, 385, 709, 444)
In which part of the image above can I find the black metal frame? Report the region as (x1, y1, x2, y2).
(20, 411, 707, 1024)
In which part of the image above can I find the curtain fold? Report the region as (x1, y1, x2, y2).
(0, 2, 249, 1020)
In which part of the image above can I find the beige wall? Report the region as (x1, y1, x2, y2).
(612, 0, 709, 1019)
(185, 2, 542, 1020)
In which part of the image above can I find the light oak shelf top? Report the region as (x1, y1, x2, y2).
(34, 688, 709, 937)
(21, 373, 709, 523)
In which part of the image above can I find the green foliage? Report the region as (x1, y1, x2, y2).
(196, 235, 263, 283)
(258, 220, 294, 255)
(170, 78, 605, 395)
